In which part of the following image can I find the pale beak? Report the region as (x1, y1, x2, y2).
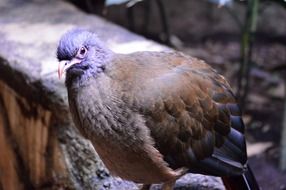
(58, 58, 81, 79)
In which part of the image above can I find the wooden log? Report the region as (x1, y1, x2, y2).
(0, 81, 51, 189)
(0, 1, 225, 189)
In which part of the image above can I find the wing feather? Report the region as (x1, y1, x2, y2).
(112, 52, 247, 176)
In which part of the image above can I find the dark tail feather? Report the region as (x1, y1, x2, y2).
(222, 165, 260, 190)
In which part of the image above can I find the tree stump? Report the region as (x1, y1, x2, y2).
(0, 1, 225, 189)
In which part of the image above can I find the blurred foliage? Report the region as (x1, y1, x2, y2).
(208, 0, 233, 6)
(105, 0, 143, 6)
(209, 0, 286, 7)
(271, 0, 286, 8)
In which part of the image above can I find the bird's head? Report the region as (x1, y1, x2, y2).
(57, 28, 111, 79)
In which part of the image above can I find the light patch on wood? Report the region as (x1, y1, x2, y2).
(0, 81, 52, 188)
(0, 104, 24, 190)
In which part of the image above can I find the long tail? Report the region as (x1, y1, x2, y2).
(222, 165, 260, 190)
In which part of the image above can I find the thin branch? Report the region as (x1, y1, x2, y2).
(237, 0, 259, 109)
(280, 78, 286, 170)
(155, 0, 171, 45)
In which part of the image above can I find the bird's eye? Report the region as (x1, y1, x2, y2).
(76, 47, 87, 59)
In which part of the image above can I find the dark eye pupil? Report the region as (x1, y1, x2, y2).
(80, 47, 86, 55)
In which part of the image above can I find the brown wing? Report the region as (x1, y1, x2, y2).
(115, 52, 247, 176)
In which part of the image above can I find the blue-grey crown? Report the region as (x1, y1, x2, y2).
(57, 28, 95, 61)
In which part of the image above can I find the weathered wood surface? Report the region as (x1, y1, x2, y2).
(0, 1, 224, 189)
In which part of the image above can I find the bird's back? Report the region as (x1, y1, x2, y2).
(105, 51, 247, 176)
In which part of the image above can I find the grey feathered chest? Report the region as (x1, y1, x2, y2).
(67, 75, 144, 145)
(66, 74, 175, 183)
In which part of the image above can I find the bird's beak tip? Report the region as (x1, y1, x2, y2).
(58, 70, 62, 79)
(58, 61, 64, 79)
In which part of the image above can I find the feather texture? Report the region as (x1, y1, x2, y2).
(58, 29, 258, 189)
(66, 51, 247, 181)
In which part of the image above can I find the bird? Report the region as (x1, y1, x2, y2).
(57, 28, 259, 190)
